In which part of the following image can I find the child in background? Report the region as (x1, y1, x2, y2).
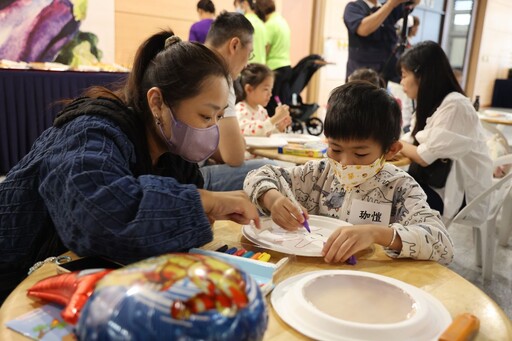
(235, 63, 291, 136)
(348, 67, 386, 89)
(244, 81, 454, 265)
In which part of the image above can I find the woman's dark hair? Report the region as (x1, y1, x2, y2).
(82, 30, 229, 125)
(205, 11, 255, 48)
(235, 63, 273, 102)
(324, 81, 401, 152)
(399, 41, 464, 143)
(255, 0, 275, 21)
(197, 0, 215, 14)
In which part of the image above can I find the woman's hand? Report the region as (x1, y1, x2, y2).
(199, 190, 260, 227)
(260, 189, 309, 230)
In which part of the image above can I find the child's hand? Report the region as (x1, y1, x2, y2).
(270, 195, 308, 230)
(276, 116, 292, 132)
(322, 225, 375, 263)
(261, 189, 307, 230)
(270, 104, 290, 127)
(274, 104, 290, 121)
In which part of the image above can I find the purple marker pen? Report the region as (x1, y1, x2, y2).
(302, 213, 311, 233)
(274, 96, 282, 106)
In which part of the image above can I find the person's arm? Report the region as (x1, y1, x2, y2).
(400, 141, 429, 166)
(401, 96, 477, 166)
(384, 175, 454, 264)
(244, 160, 323, 218)
(211, 83, 246, 166)
(356, 0, 416, 37)
(212, 116, 246, 165)
(39, 120, 255, 264)
(323, 173, 454, 264)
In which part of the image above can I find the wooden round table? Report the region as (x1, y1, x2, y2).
(1, 221, 511, 340)
(248, 147, 411, 168)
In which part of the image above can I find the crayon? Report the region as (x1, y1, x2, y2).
(251, 252, 262, 260)
(258, 253, 271, 262)
(242, 251, 255, 258)
(234, 248, 247, 256)
(215, 245, 228, 252)
(225, 247, 237, 255)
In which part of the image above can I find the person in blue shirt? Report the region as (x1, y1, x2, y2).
(343, 0, 419, 83)
(0, 30, 260, 302)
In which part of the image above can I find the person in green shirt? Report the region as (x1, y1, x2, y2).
(255, 0, 291, 116)
(234, 0, 268, 65)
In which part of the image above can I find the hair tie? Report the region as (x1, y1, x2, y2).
(164, 35, 182, 49)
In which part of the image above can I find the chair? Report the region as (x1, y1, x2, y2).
(447, 154, 512, 281)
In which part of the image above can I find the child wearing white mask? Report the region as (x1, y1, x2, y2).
(243, 81, 454, 265)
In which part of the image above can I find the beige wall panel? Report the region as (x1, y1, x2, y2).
(116, 0, 197, 21)
(281, 0, 313, 66)
(470, 0, 512, 107)
(115, 13, 191, 67)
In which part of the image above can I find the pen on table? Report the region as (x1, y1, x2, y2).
(277, 175, 310, 233)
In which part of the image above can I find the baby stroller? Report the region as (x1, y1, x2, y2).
(278, 54, 328, 136)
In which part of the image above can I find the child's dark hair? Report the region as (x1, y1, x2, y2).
(235, 63, 273, 102)
(205, 11, 254, 48)
(348, 68, 386, 89)
(324, 81, 401, 152)
(197, 0, 215, 13)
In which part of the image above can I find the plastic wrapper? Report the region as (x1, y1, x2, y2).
(75, 253, 268, 340)
(27, 269, 112, 324)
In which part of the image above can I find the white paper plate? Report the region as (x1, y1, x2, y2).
(271, 270, 451, 341)
(270, 133, 322, 144)
(242, 215, 350, 256)
(245, 136, 288, 148)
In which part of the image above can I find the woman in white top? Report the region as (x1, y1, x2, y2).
(398, 41, 492, 222)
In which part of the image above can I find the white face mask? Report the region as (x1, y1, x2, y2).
(328, 155, 386, 189)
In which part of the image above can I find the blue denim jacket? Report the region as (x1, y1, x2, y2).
(0, 114, 212, 292)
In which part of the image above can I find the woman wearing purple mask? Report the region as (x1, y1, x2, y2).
(0, 30, 261, 303)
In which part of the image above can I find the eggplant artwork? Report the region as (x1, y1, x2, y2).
(0, 0, 101, 64)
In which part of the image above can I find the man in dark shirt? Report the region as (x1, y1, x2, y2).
(344, 0, 419, 83)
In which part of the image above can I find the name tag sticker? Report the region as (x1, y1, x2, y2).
(349, 199, 391, 226)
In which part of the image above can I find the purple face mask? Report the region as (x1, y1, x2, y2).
(159, 109, 220, 163)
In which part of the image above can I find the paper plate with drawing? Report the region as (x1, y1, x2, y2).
(242, 215, 351, 256)
(0, 0, 114, 66)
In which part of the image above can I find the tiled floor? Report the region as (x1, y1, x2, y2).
(447, 222, 512, 320)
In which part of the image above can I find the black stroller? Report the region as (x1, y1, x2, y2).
(277, 54, 328, 136)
